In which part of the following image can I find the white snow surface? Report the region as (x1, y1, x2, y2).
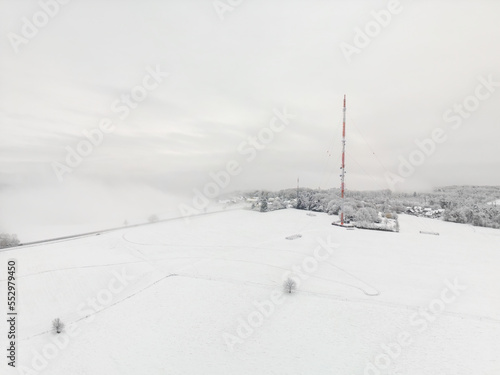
(1, 209, 499, 375)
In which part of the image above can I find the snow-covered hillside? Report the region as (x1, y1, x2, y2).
(1, 209, 499, 375)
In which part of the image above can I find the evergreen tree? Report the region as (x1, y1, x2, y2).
(260, 198, 268, 212)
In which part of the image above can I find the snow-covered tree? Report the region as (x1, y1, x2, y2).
(326, 199, 341, 215)
(272, 197, 285, 210)
(257, 191, 269, 212)
(355, 207, 379, 223)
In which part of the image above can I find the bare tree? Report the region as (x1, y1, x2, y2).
(283, 278, 297, 294)
(52, 318, 65, 334)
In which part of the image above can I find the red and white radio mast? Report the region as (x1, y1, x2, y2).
(340, 95, 347, 226)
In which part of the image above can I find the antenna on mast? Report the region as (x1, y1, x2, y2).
(340, 95, 346, 226)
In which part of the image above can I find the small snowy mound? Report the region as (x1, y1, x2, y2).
(420, 231, 440, 236)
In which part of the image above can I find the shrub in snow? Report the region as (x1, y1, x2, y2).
(52, 318, 64, 334)
(0, 233, 20, 249)
(283, 278, 297, 294)
(148, 214, 159, 223)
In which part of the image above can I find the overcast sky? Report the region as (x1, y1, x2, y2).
(1, 0, 500, 232)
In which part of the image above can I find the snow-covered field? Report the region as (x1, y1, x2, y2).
(1, 209, 499, 375)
